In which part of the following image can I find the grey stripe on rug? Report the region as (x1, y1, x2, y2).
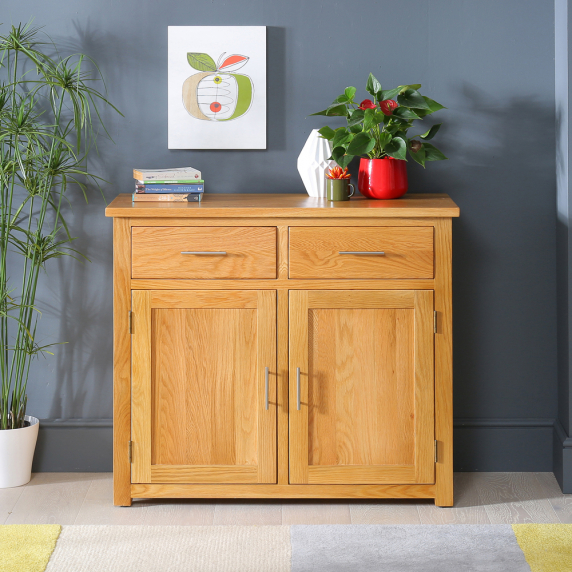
(290, 525, 531, 572)
(45, 525, 291, 572)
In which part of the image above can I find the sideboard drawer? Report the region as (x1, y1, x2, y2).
(289, 227, 434, 279)
(132, 227, 277, 279)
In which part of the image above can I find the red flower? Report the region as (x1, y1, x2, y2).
(358, 99, 376, 110)
(380, 99, 398, 116)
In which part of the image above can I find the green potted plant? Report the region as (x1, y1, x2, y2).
(0, 22, 120, 487)
(311, 73, 447, 199)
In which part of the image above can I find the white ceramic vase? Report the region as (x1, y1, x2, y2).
(297, 129, 337, 198)
(0, 416, 39, 488)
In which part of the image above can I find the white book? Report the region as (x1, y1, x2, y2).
(133, 167, 202, 181)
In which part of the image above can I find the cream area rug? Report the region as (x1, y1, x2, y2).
(2, 524, 572, 572)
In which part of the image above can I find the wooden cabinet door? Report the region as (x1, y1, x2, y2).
(289, 290, 434, 485)
(131, 290, 276, 484)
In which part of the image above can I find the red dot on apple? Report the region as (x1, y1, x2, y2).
(210, 102, 221, 113)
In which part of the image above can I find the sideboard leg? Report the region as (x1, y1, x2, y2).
(434, 218, 454, 509)
(113, 217, 132, 508)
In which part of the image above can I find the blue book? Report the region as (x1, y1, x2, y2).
(135, 184, 204, 194)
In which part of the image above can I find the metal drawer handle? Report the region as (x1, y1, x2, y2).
(296, 367, 301, 411)
(181, 251, 227, 255)
(265, 367, 269, 410)
(338, 251, 385, 256)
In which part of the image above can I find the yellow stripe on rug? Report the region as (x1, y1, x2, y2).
(513, 524, 572, 572)
(0, 524, 61, 572)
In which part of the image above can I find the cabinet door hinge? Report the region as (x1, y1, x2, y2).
(128, 441, 133, 463)
(434, 311, 438, 334)
(128, 311, 133, 334)
(434, 440, 438, 463)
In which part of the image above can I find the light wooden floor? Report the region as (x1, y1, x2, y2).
(1, 472, 571, 525)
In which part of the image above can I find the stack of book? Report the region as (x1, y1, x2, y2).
(132, 167, 204, 202)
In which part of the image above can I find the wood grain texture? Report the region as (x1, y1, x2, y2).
(307, 308, 415, 467)
(307, 290, 415, 308)
(433, 218, 454, 506)
(0, 482, 26, 524)
(106, 193, 460, 219)
(277, 289, 289, 485)
(212, 502, 282, 525)
(413, 290, 435, 484)
(290, 290, 434, 486)
(133, 289, 276, 485)
(132, 483, 436, 499)
(534, 472, 572, 523)
(131, 290, 152, 483)
(150, 290, 258, 308)
(350, 501, 421, 524)
(132, 279, 436, 291)
(256, 290, 277, 483)
(132, 226, 277, 279)
(474, 472, 559, 523)
(289, 290, 309, 484)
(417, 473, 490, 524)
(289, 227, 433, 279)
(150, 308, 258, 467)
(74, 474, 215, 525)
(151, 466, 259, 483)
(113, 218, 132, 506)
(282, 502, 351, 524)
(5, 473, 92, 524)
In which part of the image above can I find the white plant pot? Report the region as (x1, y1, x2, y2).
(297, 129, 337, 198)
(0, 416, 39, 488)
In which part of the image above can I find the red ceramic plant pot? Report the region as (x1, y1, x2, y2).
(358, 157, 408, 199)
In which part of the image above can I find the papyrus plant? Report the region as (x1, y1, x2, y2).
(0, 22, 120, 429)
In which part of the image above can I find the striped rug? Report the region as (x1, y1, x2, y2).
(1, 524, 571, 572)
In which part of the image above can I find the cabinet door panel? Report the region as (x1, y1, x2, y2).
(132, 290, 276, 484)
(289, 290, 434, 485)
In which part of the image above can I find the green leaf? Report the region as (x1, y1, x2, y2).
(385, 136, 407, 160)
(347, 132, 376, 156)
(419, 123, 442, 141)
(371, 111, 385, 125)
(187, 52, 217, 72)
(363, 108, 376, 130)
(309, 108, 330, 116)
(347, 108, 365, 127)
(422, 142, 448, 161)
(397, 88, 430, 110)
(325, 104, 349, 117)
(378, 131, 392, 150)
(408, 145, 426, 167)
(392, 107, 422, 120)
(349, 123, 363, 134)
(366, 73, 382, 98)
(332, 128, 353, 148)
(332, 146, 354, 168)
(334, 94, 349, 103)
(400, 83, 421, 91)
(318, 126, 336, 140)
(344, 86, 357, 101)
(379, 87, 401, 101)
(423, 96, 446, 113)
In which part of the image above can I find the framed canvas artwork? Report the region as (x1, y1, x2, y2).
(168, 26, 267, 149)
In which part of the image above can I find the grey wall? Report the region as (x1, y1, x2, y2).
(555, 0, 572, 492)
(5, 0, 558, 472)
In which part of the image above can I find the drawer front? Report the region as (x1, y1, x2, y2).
(132, 227, 277, 279)
(289, 227, 433, 279)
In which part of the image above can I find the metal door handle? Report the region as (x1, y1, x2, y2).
(338, 251, 385, 255)
(181, 251, 227, 255)
(265, 367, 269, 410)
(296, 367, 301, 411)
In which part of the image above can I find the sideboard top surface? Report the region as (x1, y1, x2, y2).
(105, 193, 460, 219)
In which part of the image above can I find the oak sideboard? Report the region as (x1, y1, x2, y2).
(106, 193, 460, 506)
